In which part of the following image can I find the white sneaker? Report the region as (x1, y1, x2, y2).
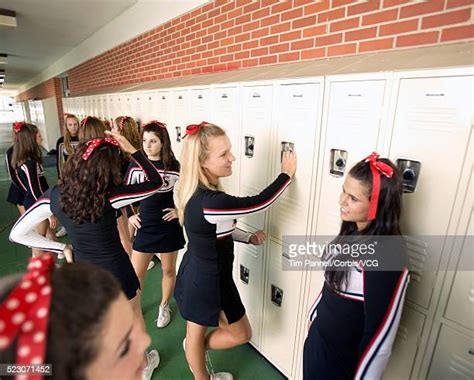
(141, 349, 160, 380)
(147, 260, 155, 270)
(183, 338, 231, 379)
(57, 252, 65, 260)
(156, 302, 171, 328)
(210, 373, 233, 380)
(56, 226, 67, 238)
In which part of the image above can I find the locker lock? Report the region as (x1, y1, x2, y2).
(176, 126, 182, 143)
(281, 141, 295, 162)
(397, 159, 421, 193)
(271, 284, 284, 307)
(330, 149, 348, 177)
(240, 265, 250, 285)
(245, 136, 255, 158)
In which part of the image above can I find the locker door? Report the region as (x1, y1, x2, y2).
(100, 95, 109, 119)
(212, 86, 240, 195)
(269, 82, 322, 241)
(62, 98, 68, 115)
(70, 98, 77, 117)
(261, 241, 309, 376)
(84, 97, 91, 117)
(234, 223, 265, 348)
(239, 84, 274, 230)
(123, 93, 133, 118)
(315, 79, 389, 235)
(155, 91, 173, 128)
(171, 90, 190, 161)
(76, 97, 85, 120)
(189, 87, 211, 122)
(133, 93, 146, 124)
(383, 306, 426, 379)
(389, 75, 473, 309)
(427, 325, 474, 379)
(141, 92, 156, 124)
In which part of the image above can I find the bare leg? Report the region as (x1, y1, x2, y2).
(16, 205, 25, 216)
(186, 321, 210, 380)
(117, 213, 132, 257)
(205, 312, 252, 350)
(160, 251, 178, 306)
(130, 250, 154, 330)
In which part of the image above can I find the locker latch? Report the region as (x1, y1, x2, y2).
(271, 284, 283, 307)
(397, 159, 421, 193)
(281, 141, 294, 162)
(176, 126, 182, 143)
(245, 136, 255, 158)
(330, 149, 348, 177)
(240, 265, 250, 285)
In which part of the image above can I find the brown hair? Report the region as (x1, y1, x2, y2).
(78, 117, 106, 143)
(141, 121, 176, 169)
(0, 263, 122, 380)
(11, 123, 42, 168)
(60, 143, 122, 223)
(115, 116, 141, 159)
(64, 114, 80, 154)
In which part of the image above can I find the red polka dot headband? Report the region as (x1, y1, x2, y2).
(13, 121, 26, 134)
(0, 253, 54, 378)
(82, 138, 120, 160)
(185, 121, 209, 137)
(364, 151, 394, 220)
(143, 120, 167, 129)
(80, 116, 90, 128)
(118, 116, 130, 131)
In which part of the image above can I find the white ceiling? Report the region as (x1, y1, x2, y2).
(0, 0, 139, 91)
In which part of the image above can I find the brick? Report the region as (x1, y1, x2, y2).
(251, 28, 270, 38)
(251, 47, 269, 57)
(228, 8, 243, 19)
(259, 55, 276, 64)
(361, 9, 398, 26)
(228, 26, 243, 36)
(303, 24, 327, 37)
(271, 1, 293, 13)
(359, 37, 393, 51)
(328, 43, 357, 56)
(333, 0, 358, 6)
(315, 33, 343, 46)
(396, 31, 439, 47)
(279, 52, 300, 62)
(345, 27, 377, 41)
(261, 0, 280, 6)
(380, 19, 418, 36)
(304, 0, 330, 15)
(347, 0, 380, 16)
(291, 38, 315, 49)
(271, 22, 291, 34)
(447, 0, 474, 8)
(400, 0, 445, 18)
(260, 35, 279, 46)
(226, 61, 241, 70)
(227, 43, 242, 53)
(236, 14, 251, 25)
(220, 37, 234, 46)
(318, 8, 345, 23)
(252, 8, 270, 20)
(235, 32, 251, 42)
(242, 58, 258, 67)
(270, 43, 290, 53)
(330, 17, 360, 32)
(221, 20, 234, 29)
(281, 8, 304, 22)
(280, 30, 302, 42)
(244, 1, 260, 13)
(243, 40, 258, 49)
(293, 15, 317, 29)
(441, 24, 474, 41)
(235, 51, 250, 59)
(243, 20, 260, 32)
(261, 15, 280, 27)
(422, 9, 471, 29)
(294, 0, 314, 6)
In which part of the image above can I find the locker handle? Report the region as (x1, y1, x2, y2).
(178, 96, 183, 100)
(271, 284, 283, 307)
(468, 349, 474, 355)
(162, 96, 166, 100)
(148, 97, 152, 100)
(425, 93, 445, 97)
(221, 94, 228, 98)
(348, 94, 362, 97)
(252, 94, 261, 98)
(292, 94, 303, 98)
(198, 95, 203, 99)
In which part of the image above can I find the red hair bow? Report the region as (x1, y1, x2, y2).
(143, 120, 167, 129)
(118, 116, 130, 131)
(364, 152, 394, 220)
(13, 121, 25, 134)
(82, 138, 120, 160)
(0, 253, 55, 379)
(80, 116, 89, 128)
(185, 121, 209, 137)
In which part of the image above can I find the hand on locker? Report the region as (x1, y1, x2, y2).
(281, 150, 297, 178)
(249, 230, 266, 245)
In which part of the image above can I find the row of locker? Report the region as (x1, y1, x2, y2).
(62, 67, 473, 379)
(26, 97, 61, 151)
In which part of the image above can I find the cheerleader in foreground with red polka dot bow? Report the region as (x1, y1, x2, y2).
(0, 254, 153, 380)
(9, 131, 164, 380)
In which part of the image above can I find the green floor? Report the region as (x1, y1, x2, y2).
(0, 124, 286, 379)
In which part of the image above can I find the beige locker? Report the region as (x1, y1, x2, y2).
(388, 74, 473, 309)
(427, 324, 474, 379)
(89, 96, 98, 117)
(76, 97, 85, 120)
(211, 85, 241, 195)
(83, 97, 92, 117)
(383, 306, 426, 379)
(239, 83, 274, 230)
(261, 240, 310, 377)
(138, 92, 155, 124)
(269, 81, 323, 241)
(315, 76, 391, 236)
(189, 87, 211, 122)
(170, 89, 190, 160)
(99, 95, 108, 119)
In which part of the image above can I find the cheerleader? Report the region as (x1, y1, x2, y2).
(5, 141, 25, 216)
(55, 113, 80, 178)
(175, 122, 296, 380)
(125, 121, 185, 329)
(78, 116, 105, 142)
(303, 153, 409, 380)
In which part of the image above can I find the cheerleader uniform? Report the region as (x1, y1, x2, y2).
(125, 158, 185, 253)
(55, 136, 79, 178)
(14, 158, 49, 210)
(304, 236, 410, 380)
(5, 146, 25, 207)
(174, 173, 292, 327)
(9, 150, 163, 300)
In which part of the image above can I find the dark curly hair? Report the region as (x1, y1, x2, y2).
(59, 143, 122, 223)
(141, 121, 176, 169)
(0, 262, 122, 380)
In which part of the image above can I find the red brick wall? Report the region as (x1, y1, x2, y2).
(19, 0, 474, 99)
